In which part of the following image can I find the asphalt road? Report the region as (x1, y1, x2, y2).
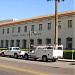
(0, 57, 75, 75)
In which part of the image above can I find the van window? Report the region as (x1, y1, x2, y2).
(57, 47, 62, 50)
(32, 47, 36, 50)
(38, 47, 44, 50)
(47, 47, 53, 49)
(13, 48, 19, 50)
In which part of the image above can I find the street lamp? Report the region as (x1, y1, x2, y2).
(29, 31, 31, 51)
(47, 0, 64, 46)
(29, 31, 37, 50)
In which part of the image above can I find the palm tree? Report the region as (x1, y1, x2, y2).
(47, 0, 64, 46)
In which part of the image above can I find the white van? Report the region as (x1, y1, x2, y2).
(24, 45, 63, 62)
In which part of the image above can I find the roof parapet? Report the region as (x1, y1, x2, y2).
(0, 10, 75, 26)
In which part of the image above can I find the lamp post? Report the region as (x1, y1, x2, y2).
(47, 0, 64, 46)
(29, 31, 37, 50)
(72, 50, 74, 60)
(29, 31, 31, 51)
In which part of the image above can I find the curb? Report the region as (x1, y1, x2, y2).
(58, 59, 75, 62)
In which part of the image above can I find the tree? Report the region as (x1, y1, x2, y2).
(47, 0, 64, 46)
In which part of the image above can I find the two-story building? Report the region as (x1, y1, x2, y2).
(0, 10, 75, 49)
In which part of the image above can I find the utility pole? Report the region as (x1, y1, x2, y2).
(55, 0, 58, 46)
(47, 0, 64, 46)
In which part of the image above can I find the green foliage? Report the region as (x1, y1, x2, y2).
(0, 48, 29, 51)
(64, 50, 75, 52)
(63, 50, 75, 59)
(20, 48, 29, 51)
(0, 48, 7, 50)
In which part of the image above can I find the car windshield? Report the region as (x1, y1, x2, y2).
(31, 47, 36, 50)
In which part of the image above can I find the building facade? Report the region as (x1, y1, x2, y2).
(0, 10, 75, 49)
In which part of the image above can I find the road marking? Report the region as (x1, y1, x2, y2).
(0, 64, 49, 75)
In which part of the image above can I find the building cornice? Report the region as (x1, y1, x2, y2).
(0, 10, 75, 26)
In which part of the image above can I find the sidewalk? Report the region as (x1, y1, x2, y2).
(58, 59, 75, 62)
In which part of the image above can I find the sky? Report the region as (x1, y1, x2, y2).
(0, 0, 75, 20)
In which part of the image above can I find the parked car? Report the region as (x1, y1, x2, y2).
(2, 47, 28, 58)
(0, 50, 4, 56)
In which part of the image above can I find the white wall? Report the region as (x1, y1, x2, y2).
(0, 13, 75, 49)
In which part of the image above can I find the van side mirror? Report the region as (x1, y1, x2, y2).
(30, 49, 32, 52)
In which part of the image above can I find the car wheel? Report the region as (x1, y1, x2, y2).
(42, 56, 48, 62)
(24, 54, 28, 60)
(14, 53, 18, 59)
(1, 52, 5, 57)
(33, 58, 37, 61)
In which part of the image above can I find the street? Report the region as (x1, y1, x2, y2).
(0, 57, 75, 75)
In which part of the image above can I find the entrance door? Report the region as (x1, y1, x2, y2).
(66, 37, 72, 50)
(16, 40, 20, 47)
(22, 39, 26, 48)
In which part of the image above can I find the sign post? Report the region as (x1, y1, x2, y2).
(72, 50, 74, 60)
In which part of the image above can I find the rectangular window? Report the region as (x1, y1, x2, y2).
(39, 24, 42, 31)
(1, 40, 4, 48)
(7, 28, 9, 34)
(10, 40, 14, 47)
(24, 26, 27, 32)
(16, 40, 20, 47)
(58, 21, 61, 29)
(31, 25, 34, 31)
(5, 40, 9, 47)
(22, 39, 26, 48)
(12, 27, 15, 33)
(66, 37, 72, 50)
(18, 27, 20, 33)
(68, 20, 72, 28)
(2, 29, 5, 34)
(58, 38, 61, 45)
(30, 39, 34, 45)
(37, 39, 42, 45)
(46, 38, 51, 44)
(48, 23, 51, 30)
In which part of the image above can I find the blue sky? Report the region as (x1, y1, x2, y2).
(0, 0, 74, 20)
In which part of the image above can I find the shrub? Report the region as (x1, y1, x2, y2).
(20, 48, 29, 51)
(0, 48, 28, 51)
(63, 50, 75, 59)
(0, 48, 7, 50)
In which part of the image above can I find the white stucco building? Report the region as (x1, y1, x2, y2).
(0, 10, 75, 49)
